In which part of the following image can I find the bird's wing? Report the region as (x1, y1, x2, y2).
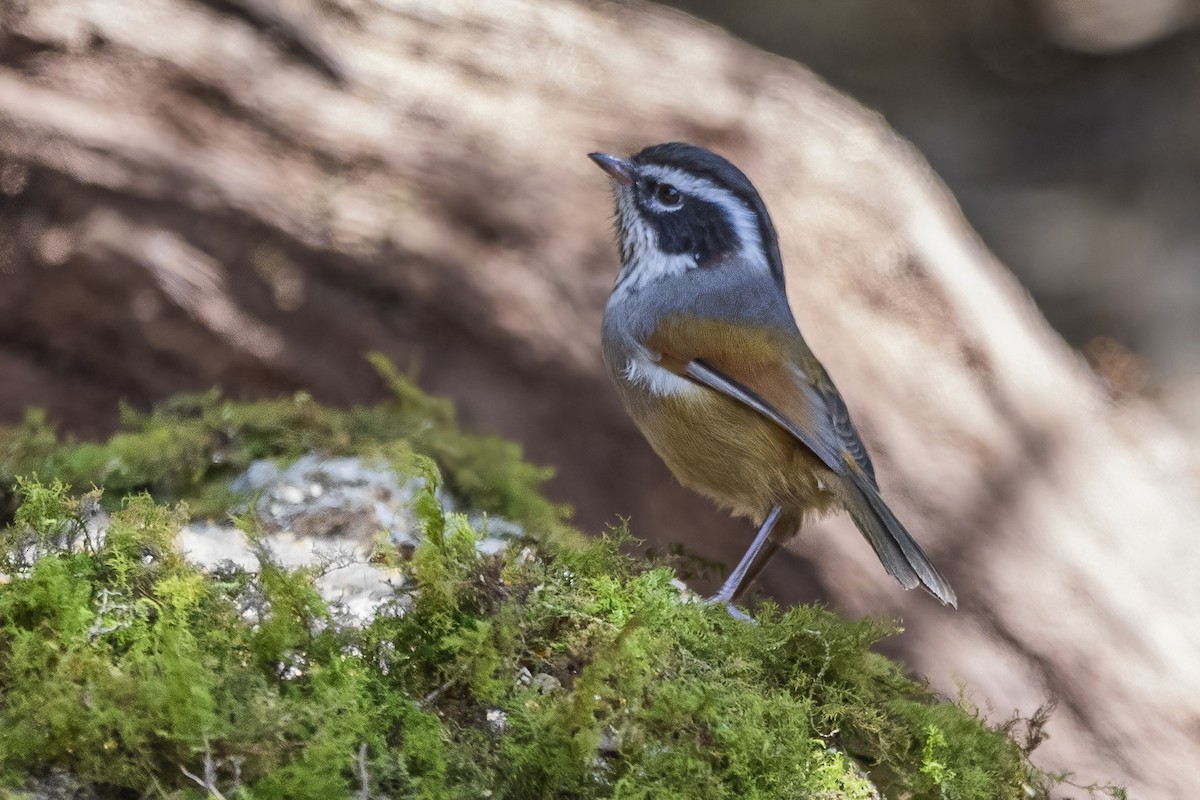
(647, 315, 877, 483)
(648, 314, 956, 606)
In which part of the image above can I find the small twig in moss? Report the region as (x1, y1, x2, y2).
(356, 742, 370, 800)
(87, 589, 134, 641)
(180, 738, 228, 800)
(419, 676, 456, 707)
(312, 546, 363, 579)
(180, 765, 227, 800)
(801, 628, 838, 737)
(228, 755, 244, 793)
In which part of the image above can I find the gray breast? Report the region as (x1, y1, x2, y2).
(602, 258, 796, 365)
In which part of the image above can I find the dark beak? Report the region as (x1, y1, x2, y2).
(588, 152, 634, 185)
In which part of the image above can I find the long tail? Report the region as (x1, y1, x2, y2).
(843, 476, 957, 607)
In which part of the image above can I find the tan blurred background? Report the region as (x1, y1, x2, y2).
(668, 0, 1200, 438)
(2, 0, 1200, 796)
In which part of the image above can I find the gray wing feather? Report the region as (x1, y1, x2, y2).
(845, 474, 958, 607)
(686, 359, 875, 482)
(818, 384, 877, 484)
(685, 360, 847, 475)
(684, 351, 956, 607)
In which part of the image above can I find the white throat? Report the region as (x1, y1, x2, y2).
(612, 188, 697, 296)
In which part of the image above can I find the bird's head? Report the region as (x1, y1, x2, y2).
(589, 142, 785, 293)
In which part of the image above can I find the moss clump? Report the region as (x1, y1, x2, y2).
(0, 356, 571, 543)
(0, 477, 1050, 800)
(0, 372, 1113, 799)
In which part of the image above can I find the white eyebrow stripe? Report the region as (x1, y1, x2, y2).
(638, 164, 770, 275)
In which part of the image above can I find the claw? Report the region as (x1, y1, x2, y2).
(707, 597, 757, 624)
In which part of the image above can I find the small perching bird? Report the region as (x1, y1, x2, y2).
(590, 142, 956, 612)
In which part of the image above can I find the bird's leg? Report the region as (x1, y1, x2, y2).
(731, 539, 782, 603)
(707, 505, 783, 616)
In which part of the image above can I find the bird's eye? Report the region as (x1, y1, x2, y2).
(654, 182, 682, 207)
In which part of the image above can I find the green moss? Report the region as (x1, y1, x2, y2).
(0, 376, 1115, 799)
(0, 357, 572, 545)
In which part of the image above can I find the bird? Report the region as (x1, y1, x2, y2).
(588, 142, 956, 612)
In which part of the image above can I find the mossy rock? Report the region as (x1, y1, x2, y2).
(0, 355, 571, 546)
(0, 361, 1116, 799)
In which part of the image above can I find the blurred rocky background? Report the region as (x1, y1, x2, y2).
(2, 0, 1199, 796)
(671, 0, 1200, 437)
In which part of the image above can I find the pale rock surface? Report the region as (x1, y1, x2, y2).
(176, 453, 520, 620)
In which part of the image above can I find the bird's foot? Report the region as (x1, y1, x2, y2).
(705, 596, 757, 624)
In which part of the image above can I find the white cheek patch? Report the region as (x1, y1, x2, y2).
(623, 346, 700, 397)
